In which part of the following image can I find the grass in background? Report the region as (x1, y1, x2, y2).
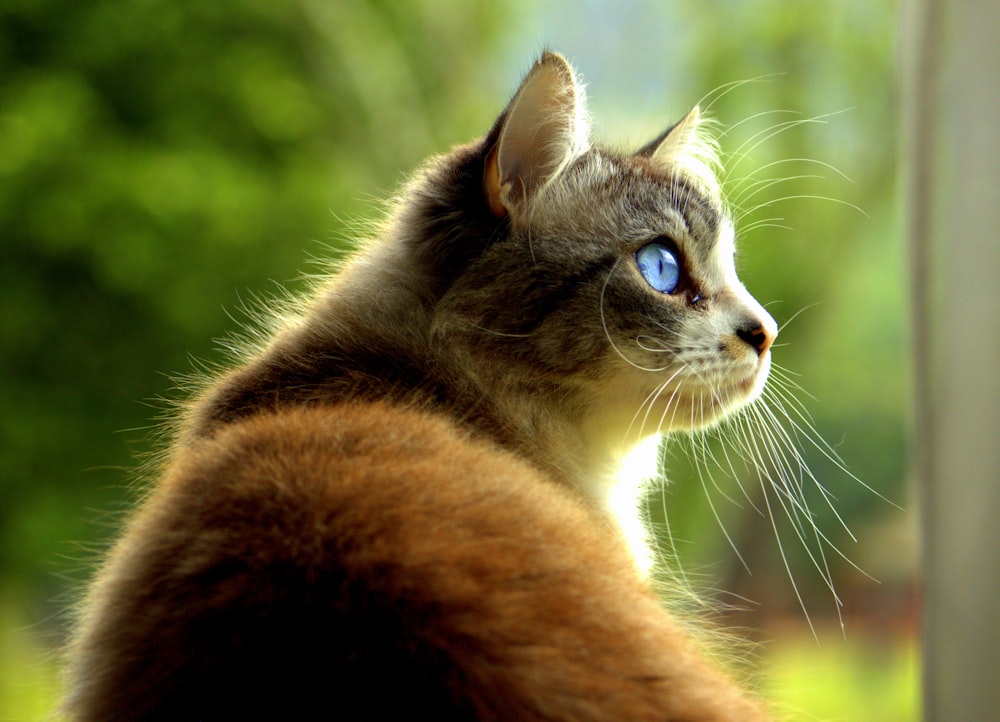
(0, 593, 62, 721)
(1, 605, 918, 721)
(764, 624, 920, 721)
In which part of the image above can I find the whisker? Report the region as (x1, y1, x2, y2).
(600, 260, 669, 373)
(754, 399, 880, 585)
(735, 156, 855, 187)
(687, 424, 752, 575)
(763, 381, 898, 506)
(740, 406, 846, 610)
(766, 367, 820, 411)
(626, 366, 687, 441)
(715, 107, 799, 141)
(697, 74, 784, 116)
(628, 382, 668, 442)
(742, 193, 870, 219)
(728, 157, 855, 210)
(722, 109, 852, 185)
(707, 418, 764, 515)
(737, 219, 793, 236)
(775, 303, 823, 335)
(689, 426, 744, 510)
(755, 392, 887, 596)
(755, 450, 818, 639)
(656, 378, 688, 436)
(731, 174, 825, 211)
(767, 361, 806, 382)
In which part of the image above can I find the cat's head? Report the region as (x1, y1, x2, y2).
(396, 53, 777, 446)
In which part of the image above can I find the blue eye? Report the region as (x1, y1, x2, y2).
(635, 242, 680, 294)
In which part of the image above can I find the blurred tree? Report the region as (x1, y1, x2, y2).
(0, 0, 517, 612)
(1, 1, 911, 718)
(1, 0, 906, 642)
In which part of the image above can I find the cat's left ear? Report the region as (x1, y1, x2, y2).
(636, 105, 721, 193)
(484, 52, 590, 219)
(635, 105, 703, 164)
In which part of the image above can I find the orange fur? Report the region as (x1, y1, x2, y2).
(67, 403, 769, 720)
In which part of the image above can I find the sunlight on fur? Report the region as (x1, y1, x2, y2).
(58, 52, 876, 722)
(609, 433, 664, 575)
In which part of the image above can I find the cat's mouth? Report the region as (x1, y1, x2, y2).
(736, 369, 764, 394)
(665, 357, 771, 430)
(708, 374, 763, 408)
(735, 353, 771, 399)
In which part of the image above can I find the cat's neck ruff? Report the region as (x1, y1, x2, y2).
(500, 396, 663, 574)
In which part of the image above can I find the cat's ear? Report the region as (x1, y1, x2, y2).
(636, 105, 703, 164)
(484, 52, 589, 219)
(636, 105, 721, 193)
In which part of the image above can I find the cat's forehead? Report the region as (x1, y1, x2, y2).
(543, 149, 728, 258)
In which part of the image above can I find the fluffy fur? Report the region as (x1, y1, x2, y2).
(64, 52, 778, 721)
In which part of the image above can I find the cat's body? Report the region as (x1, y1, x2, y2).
(64, 53, 777, 721)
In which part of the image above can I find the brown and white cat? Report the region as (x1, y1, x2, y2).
(63, 52, 779, 721)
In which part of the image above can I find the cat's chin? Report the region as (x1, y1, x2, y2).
(735, 356, 771, 404)
(662, 356, 771, 432)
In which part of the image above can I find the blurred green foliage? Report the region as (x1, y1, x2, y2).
(1, 0, 515, 595)
(2, 0, 910, 717)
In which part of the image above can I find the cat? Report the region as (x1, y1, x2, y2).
(62, 52, 779, 721)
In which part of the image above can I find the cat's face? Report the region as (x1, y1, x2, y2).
(430, 53, 776, 442)
(543, 153, 776, 436)
(439, 151, 776, 435)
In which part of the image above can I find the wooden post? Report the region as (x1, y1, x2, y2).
(905, 0, 1000, 719)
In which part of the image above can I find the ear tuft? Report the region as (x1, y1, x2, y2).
(484, 52, 590, 219)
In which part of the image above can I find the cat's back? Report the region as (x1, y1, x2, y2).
(63, 52, 777, 722)
(67, 402, 718, 722)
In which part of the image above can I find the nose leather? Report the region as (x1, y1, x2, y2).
(735, 321, 775, 357)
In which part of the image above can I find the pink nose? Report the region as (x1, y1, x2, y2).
(736, 322, 776, 357)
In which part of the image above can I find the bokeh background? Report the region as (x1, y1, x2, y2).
(1, 0, 914, 718)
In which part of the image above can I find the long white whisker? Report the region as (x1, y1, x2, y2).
(627, 366, 688, 441)
(755, 444, 818, 639)
(728, 157, 855, 210)
(737, 219, 793, 236)
(755, 403, 878, 592)
(775, 304, 823, 336)
(731, 174, 826, 213)
(753, 387, 883, 585)
(715, 107, 799, 141)
(600, 260, 669, 373)
(688, 426, 752, 575)
(712, 415, 765, 514)
(742, 405, 849, 609)
(754, 390, 859, 541)
(722, 110, 853, 185)
(697, 74, 785, 116)
(736, 156, 855, 188)
(743, 193, 870, 219)
(762, 402, 877, 629)
(763, 380, 899, 507)
(656, 378, 688, 435)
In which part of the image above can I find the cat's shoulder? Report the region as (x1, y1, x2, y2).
(154, 402, 619, 566)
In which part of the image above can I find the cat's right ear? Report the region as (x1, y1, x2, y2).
(484, 52, 590, 219)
